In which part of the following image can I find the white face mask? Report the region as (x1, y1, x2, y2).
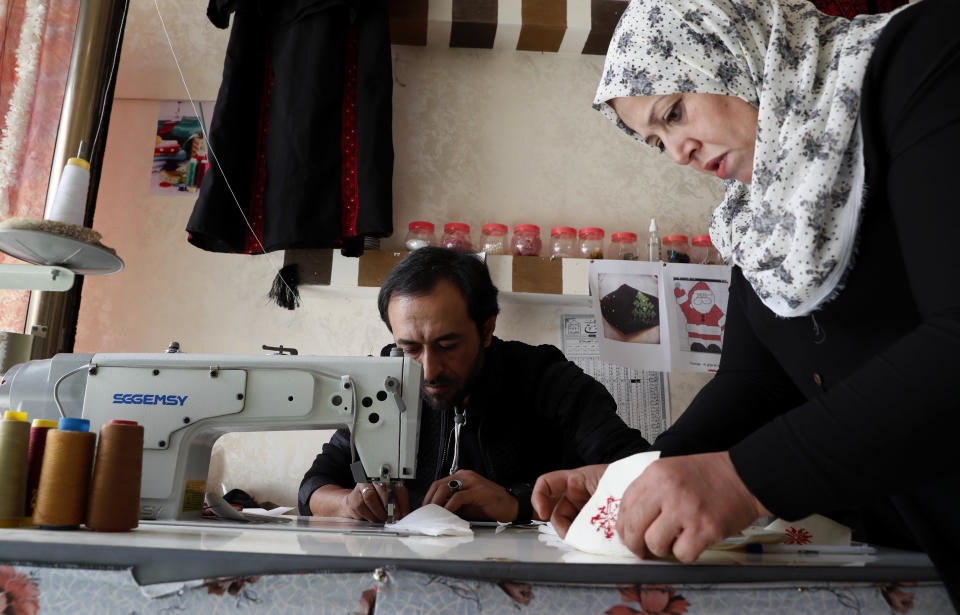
(595, 0, 904, 316)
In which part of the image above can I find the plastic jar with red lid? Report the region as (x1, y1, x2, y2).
(662, 235, 691, 263)
(511, 224, 542, 257)
(578, 227, 605, 259)
(549, 227, 578, 260)
(404, 221, 438, 251)
(480, 223, 508, 255)
(690, 235, 721, 264)
(607, 232, 640, 260)
(441, 222, 474, 252)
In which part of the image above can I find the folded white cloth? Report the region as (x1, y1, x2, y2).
(564, 451, 660, 557)
(385, 504, 473, 537)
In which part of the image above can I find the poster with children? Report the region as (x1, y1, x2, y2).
(589, 260, 732, 372)
(151, 101, 215, 196)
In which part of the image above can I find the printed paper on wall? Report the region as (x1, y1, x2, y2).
(589, 260, 732, 373)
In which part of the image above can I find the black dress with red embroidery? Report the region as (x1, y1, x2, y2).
(187, 0, 393, 256)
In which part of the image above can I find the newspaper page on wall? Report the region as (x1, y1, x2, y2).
(560, 313, 670, 443)
(588, 260, 732, 372)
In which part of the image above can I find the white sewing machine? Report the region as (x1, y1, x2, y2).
(0, 349, 422, 521)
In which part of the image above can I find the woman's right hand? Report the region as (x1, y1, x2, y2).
(531, 464, 607, 537)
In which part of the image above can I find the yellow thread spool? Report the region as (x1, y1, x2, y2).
(86, 420, 143, 531)
(34, 417, 96, 529)
(0, 410, 30, 527)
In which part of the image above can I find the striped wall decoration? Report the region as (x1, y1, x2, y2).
(388, 0, 628, 55)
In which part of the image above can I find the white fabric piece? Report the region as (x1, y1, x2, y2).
(564, 451, 660, 557)
(385, 503, 474, 537)
(765, 513, 852, 546)
(594, 0, 908, 316)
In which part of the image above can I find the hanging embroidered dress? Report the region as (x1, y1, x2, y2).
(187, 0, 393, 256)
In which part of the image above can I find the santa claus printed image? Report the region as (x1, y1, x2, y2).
(673, 279, 728, 353)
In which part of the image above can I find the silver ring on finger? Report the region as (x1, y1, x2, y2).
(360, 486, 373, 496)
(448, 479, 463, 494)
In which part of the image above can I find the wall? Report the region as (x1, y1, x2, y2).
(75, 0, 721, 507)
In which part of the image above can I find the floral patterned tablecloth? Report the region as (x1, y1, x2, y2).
(0, 563, 951, 614)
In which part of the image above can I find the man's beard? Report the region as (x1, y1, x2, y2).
(421, 345, 486, 412)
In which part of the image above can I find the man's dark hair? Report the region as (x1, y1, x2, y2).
(378, 247, 500, 332)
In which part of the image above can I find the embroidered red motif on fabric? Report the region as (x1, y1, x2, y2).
(784, 527, 813, 545)
(590, 496, 621, 539)
(244, 43, 273, 255)
(340, 24, 360, 240)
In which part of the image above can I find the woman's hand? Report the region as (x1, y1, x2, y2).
(531, 464, 608, 537)
(616, 452, 770, 562)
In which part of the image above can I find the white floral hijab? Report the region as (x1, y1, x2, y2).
(595, 0, 905, 317)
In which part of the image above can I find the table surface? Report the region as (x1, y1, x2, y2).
(0, 517, 941, 587)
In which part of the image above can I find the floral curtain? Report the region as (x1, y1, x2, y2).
(0, 0, 79, 332)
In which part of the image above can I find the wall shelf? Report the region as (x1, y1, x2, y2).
(314, 251, 593, 306)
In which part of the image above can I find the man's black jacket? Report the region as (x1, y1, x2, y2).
(298, 337, 650, 521)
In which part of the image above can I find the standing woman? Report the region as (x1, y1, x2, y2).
(532, 0, 960, 605)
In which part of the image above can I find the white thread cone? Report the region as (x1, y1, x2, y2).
(48, 158, 90, 226)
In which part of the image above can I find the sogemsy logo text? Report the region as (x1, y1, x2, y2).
(113, 393, 188, 406)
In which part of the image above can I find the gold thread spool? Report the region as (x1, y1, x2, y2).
(86, 420, 143, 531)
(34, 418, 96, 529)
(0, 411, 30, 527)
(25, 418, 58, 519)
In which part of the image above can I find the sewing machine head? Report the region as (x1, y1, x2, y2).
(0, 351, 422, 520)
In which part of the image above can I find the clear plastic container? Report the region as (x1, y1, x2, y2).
(404, 221, 438, 251)
(578, 227, 606, 259)
(691, 235, 721, 264)
(480, 223, 508, 255)
(607, 232, 640, 260)
(511, 224, 542, 257)
(441, 222, 473, 252)
(662, 234, 691, 263)
(549, 227, 578, 260)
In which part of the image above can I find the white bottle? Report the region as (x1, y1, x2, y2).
(647, 218, 661, 262)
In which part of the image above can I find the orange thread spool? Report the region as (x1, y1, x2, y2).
(34, 417, 96, 529)
(86, 419, 144, 531)
(0, 411, 30, 527)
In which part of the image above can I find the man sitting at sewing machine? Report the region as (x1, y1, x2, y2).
(298, 246, 650, 523)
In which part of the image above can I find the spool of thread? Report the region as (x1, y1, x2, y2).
(86, 420, 144, 532)
(0, 411, 30, 527)
(34, 417, 96, 529)
(24, 419, 58, 518)
(48, 157, 90, 226)
(0, 331, 35, 375)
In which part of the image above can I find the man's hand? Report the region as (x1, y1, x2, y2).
(531, 464, 607, 537)
(309, 483, 410, 523)
(616, 452, 770, 563)
(422, 470, 518, 522)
